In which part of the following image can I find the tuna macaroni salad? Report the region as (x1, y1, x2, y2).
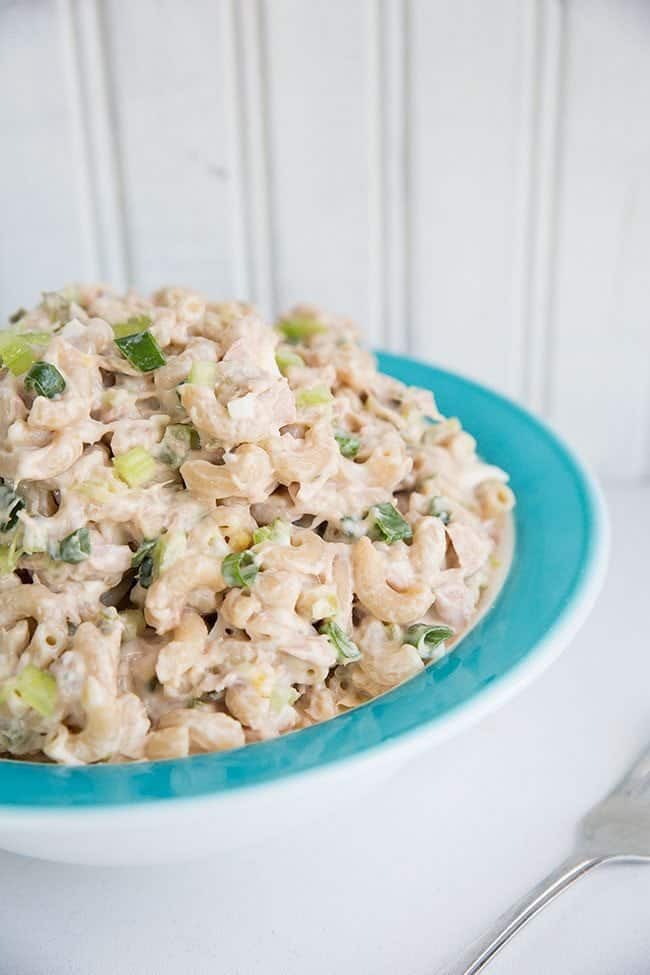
(0, 286, 514, 764)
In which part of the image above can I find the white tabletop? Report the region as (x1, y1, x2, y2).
(2, 484, 649, 975)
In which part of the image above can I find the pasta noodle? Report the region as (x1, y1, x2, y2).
(0, 284, 514, 763)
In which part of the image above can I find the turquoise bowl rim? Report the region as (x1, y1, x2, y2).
(0, 352, 608, 811)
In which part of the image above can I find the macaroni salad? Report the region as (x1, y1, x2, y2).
(0, 285, 514, 764)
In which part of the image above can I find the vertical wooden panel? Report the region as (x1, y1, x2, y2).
(63, 0, 128, 289)
(230, 0, 274, 312)
(549, 0, 650, 479)
(263, 0, 375, 332)
(0, 0, 91, 316)
(368, 0, 411, 352)
(102, 0, 241, 298)
(409, 0, 527, 393)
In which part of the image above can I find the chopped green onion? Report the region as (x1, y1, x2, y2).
(187, 360, 219, 387)
(0, 331, 50, 375)
(369, 503, 413, 544)
(340, 516, 366, 539)
(154, 530, 187, 575)
(0, 537, 20, 575)
(41, 287, 78, 322)
(132, 539, 157, 589)
(252, 519, 291, 546)
(132, 538, 156, 569)
(335, 430, 361, 459)
(405, 624, 454, 660)
(158, 423, 199, 468)
(119, 609, 146, 641)
(53, 527, 91, 564)
(14, 665, 57, 717)
(0, 481, 24, 533)
(430, 496, 451, 525)
(222, 549, 259, 588)
(114, 330, 166, 372)
(8, 308, 27, 325)
(318, 620, 361, 664)
(275, 348, 304, 374)
(295, 384, 333, 409)
(276, 316, 327, 344)
(113, 446, 156, 487)
(112, 315, 152, 339)
(24, 361, 66, 398)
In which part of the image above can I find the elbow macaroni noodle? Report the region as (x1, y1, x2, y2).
(0, 285, 514, 763)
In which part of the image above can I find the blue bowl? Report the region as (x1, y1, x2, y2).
(0, 353, 608, 811)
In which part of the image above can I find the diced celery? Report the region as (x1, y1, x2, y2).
(119, 609, 146, 641)
(154, 531, 187, 575)
(187, 360, 218, 387)
(252, 519, 291, 546)
(270, 684, 300, 714)
(112, 315, 152, 339)
(14, 665, 57, 717)
(276, 316, 326, 344)
(295, 384, 333, 409)
(310, 589, 339, 622)
(275, 348, 304, 374)
(113, 447, 156, 487)
(0, 331, 50, 376)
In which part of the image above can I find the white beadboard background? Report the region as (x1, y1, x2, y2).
(1, 0, 649, 481)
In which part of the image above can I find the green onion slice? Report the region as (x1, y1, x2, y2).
(334, 430, 361, 459)
(405, 624, 454, 660)
(0, 481, 24, 533)
(132, 539, 157, 589)
(8, 308, 27, 325)
(114, 329, 165, 372)
(24, 361, 65, 398)
(369, 503, 413, 544)
(222, 549, 259, 588)
(430, 496, 451, 525)
(54, 527, 91, 564)
(318, 620, 361, 664)
(158, 424, 199, 468)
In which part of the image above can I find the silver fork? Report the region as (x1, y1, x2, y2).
(445, 743, 650, 974)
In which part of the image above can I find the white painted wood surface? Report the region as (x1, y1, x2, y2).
(0, 0, 648, 480)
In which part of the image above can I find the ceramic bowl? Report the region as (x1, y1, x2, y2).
(0, 353, 608, 865)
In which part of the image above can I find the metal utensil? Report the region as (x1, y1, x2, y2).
(444, 743, 650, 974)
